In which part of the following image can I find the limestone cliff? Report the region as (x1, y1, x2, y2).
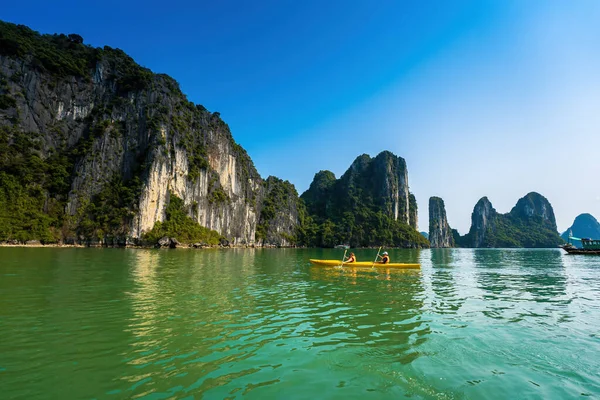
(456, 192, 562, 248)
(335, 151, 417, 227)
(470, 197, 497, 248)
(298, 151, 427, 248)
(0, 21, 297, 245)
(428, 196, 454, 248)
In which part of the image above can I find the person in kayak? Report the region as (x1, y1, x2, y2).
(377, 251, 390, 264)
(344, 252, 356, 263)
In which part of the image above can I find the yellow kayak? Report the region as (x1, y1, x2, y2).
(309, 259, 420, 269)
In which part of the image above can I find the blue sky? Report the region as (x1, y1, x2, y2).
(3, 0, 600, 233)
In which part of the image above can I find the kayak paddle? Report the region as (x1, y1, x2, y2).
(339, 249, 348, 268)
(371, 246, 382, 268)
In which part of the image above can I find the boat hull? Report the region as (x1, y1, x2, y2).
(309, 259, 420, 269)
(561, 246, 600, 255)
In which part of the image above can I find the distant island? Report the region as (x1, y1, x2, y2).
(561, 213, 600, 248)
(429, 193, 564, 248)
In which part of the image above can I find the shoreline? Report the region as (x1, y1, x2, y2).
(0, 243, 299, 249)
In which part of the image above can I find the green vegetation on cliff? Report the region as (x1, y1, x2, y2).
(0, 21, 153, 92)
(0, 125, 70, 242)
(0, 125, 144, 243)
(73, 175, 143, 241)
(256, 177, 298, 243)
(297, 206, 428, 248)
(0, 21, 94, 78)
(143, 193, 223, 245)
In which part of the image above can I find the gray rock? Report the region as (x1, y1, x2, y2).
(429, 197, 454, 248)
(158, 236, 171, 247)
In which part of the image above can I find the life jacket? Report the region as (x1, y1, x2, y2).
(347, 255, 356, 263)
(381, 255, 389, 264)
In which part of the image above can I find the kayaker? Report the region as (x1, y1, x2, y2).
(344, 252, 356, 263)
(377, 251, 390, 264)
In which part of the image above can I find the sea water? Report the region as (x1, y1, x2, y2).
(1, 247, 599, 399)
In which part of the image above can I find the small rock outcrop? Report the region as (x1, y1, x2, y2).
(157, 237, 179, 248)
(428, 197, 454, 248)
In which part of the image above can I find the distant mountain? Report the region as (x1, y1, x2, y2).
(298, 151, 428, 248)
(561, 213, 600, 248)
(420, 231, 429, 239)
(455, 192, 563, 248)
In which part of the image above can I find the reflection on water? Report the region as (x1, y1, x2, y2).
(1, 248, 600, 399)
(308, 267, 426, 347)
(475, 249, 567, 302)
(473, 250, 570, 328)
(429, 249, 466, 315)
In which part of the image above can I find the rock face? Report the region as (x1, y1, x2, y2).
(561, 213, 600, 248)
(428, 196, 454, 248)
(0, 21, 297, 245)
(510, 192, 557, 227)
(470, 197, 497, 248)
(456, 192, 562, 248)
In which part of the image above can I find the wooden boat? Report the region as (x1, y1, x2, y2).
(309, 259, 420, 269)
(561, 237, 600, 255)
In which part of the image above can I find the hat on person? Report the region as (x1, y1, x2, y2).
(382, 252, 388, 255)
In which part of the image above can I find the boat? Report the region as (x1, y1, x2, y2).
(309, 259, 420, 269)
(561, 236, 600, 255)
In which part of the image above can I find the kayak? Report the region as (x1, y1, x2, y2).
(309, 259, 420, 269)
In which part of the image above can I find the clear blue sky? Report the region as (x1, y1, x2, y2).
(3, 0, 600, 233)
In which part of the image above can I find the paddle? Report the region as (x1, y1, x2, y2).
(371, 246, 382, 268)
(339, 249, 348, 268)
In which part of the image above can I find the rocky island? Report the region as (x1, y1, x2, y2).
(428, 196, 454, 248)
(453, 192, 563, 248)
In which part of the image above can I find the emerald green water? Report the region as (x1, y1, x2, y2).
(1, 248, 599, 399)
